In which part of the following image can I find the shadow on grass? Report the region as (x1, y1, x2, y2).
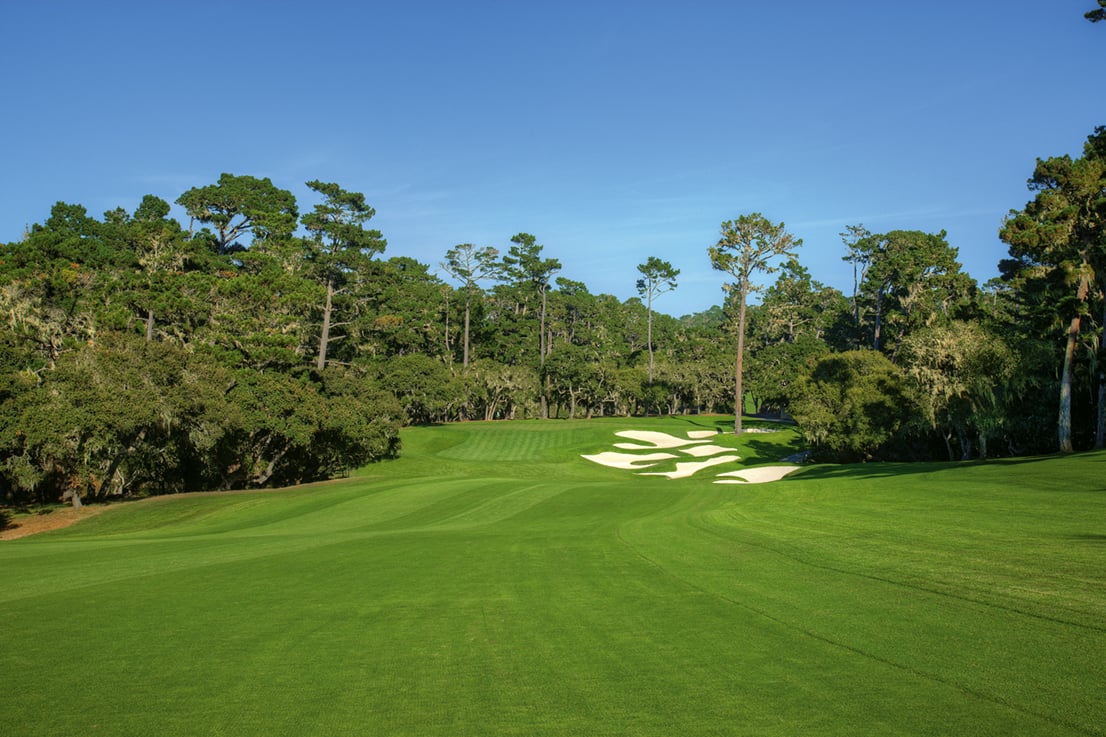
(666, 415, 798, 434)
(787, 462, 947, 482)
(666, 416, 734, 433)
(1069, 534, 1106, 543)
(789, 452, 1103, 484)
(740, 437, 808, 466)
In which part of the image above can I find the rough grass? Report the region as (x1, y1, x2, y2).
(1, 418, 1104, 736)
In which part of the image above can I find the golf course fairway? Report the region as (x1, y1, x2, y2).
(2, 417, 1104, 736)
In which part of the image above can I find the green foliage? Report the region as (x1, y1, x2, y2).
(853, 229, 976, 357)
(503, 232, 561, 296)
(635, 256, 679, 297)
(0, 334, 229, 503)
(0, 178, 407, 502)
(636, 256, 680, 383)
(503, 234, 561, 360)
(999, 128, 1106, 452)
(441, 243, 503, 367)
(544, 343, 610, 418)
(357, 257, 448, 359)
(709, 213, 801, 433)
(678, 304, 725, 329)
(789, 349, 923, 462)
(708, 214, 801, 298)
(753, 257, 849, 346)
(301, 180, 387, 370)
(745, 334, 830, 415)
(466, 360, 540, 420)
(203, 264, 315, 370)
(176, 173, 298, 254)
(372, 353, 456, 425)
(7, 133, 1106, 504)
(899, 322, 1018, 459)
(217, 368, 402, 487)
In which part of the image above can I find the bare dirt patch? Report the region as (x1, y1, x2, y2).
(0, 506, 109, 541)
(0, 478, 356, 541)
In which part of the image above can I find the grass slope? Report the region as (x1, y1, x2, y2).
(1, 417, 1104, 736)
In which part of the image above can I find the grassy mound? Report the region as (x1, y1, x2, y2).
(2, 418, 1104, 736)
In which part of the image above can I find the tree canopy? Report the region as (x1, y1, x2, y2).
(708, 213, 801, 434)
(5, 126, 1106, 506)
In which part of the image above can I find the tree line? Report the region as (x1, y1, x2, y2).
(2, 126, 1104, 506)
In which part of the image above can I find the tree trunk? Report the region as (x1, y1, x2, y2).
(539, 287, 547, 365)
(647, 293, 655, 384)
(872, 287, 884, 351)
(146, 309, 154, 342)
(252, 444, 290, 487)
(443, 291, 452, 364)
(851, 282, 861, 330)
(317, 278, 334, 371)
(734, 285, 748, 434)
(462, 291, 471, 368)
(100, 428, 148, 499)
(539, 287, 549, 419)
(1096, 372, 1105, 450)
(960, 434, 974, 461)
(1058, 313, 1080, 453)
(1097, 299, 1106, 449)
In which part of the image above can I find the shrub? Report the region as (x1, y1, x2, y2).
(789, 349, 923, 462)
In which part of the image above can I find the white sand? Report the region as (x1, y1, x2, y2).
(583, 429, 801, 484)
(678, 444, 740, 458)
(639, 455, 741, 479)
(581, 451, 676, 469)
(714, 466, 799, 484)
(612, 430, 709, 450)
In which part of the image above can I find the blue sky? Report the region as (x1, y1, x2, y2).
(2, 1, 1102, 316)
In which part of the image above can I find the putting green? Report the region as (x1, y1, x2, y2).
(1, 418, 1103, 737)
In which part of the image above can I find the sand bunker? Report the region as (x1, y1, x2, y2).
(612, 430, 710, 450)
(714, 466, 799, 484)
(580, 451, 676, 469)
(639, 455, 741, 479)
(678, 444, 737, 458)
(582, 429, 801, 484)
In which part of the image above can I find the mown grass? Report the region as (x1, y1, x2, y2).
(1, 417, 1104, 736)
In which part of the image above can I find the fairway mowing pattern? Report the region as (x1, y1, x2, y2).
(2, 419, 1105, 737)
(434, 423, 597, 462)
